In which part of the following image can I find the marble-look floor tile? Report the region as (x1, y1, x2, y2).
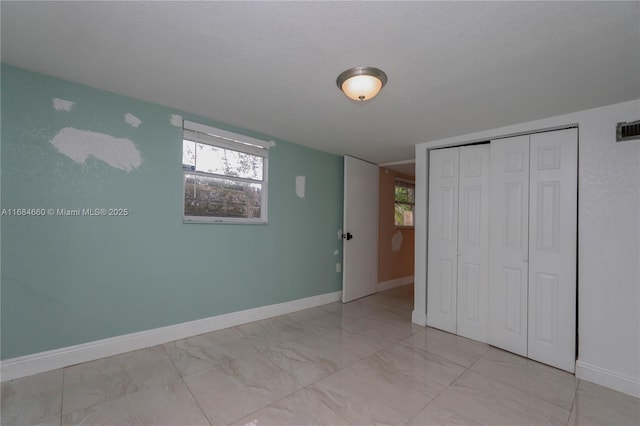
(321, 299, 383, 319)
(20, 283, 640, 426)
(568, 380, 640, 425)
(310, 358, 430, 425)
(289, 305, 337, 323)
(231, 388, 351, 426)
(320, 327, 391, 359)
(342, 309, 421, 343)
(260, 327, 388, 387)
(163, 328, 259, 376)
(259, 330, 363, 386)
(408, 370, 570, 426)
(290, 307, 355, 334)
(382, 284, 414, 297)
(61, 379, 209, 426)
(183, 351, 299, 425)
(359, 292, 412, 313)
(1, 369, 63, 426)
(470, 347, 577, 410)
(62, 345, 180, 414)
(32, 416, 62, 426)
(367, 342, 466, 400)
(233, 314, 315, 351)
(386, 303, 414, 320)
(403, 327, 489, 368)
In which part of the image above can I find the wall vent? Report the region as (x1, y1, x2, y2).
(616, 120, 640, 142)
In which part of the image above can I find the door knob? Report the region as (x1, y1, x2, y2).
(342, 232, 353, 240)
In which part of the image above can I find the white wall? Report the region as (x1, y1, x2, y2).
(413, 100, 640, 397)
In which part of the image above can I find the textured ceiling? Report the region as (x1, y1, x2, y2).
(2, 1, 639, 165)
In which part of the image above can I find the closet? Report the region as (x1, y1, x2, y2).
(427, 144, 490, 343)
(426, 128, 577, 373)
(489, 128, 577, 372)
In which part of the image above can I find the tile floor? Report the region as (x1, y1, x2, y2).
(2, 284, 639, 426)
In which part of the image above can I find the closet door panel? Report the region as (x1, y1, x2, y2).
(489, 136, 530, 356)
(457, 145, 490, 343)
(427, 148, 459, 333)
(528, 128, 577, 373)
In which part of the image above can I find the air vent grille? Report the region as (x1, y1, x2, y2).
(616, 120, 640, 142)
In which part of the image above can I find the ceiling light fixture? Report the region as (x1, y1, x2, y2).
(336, 66, 387, 102)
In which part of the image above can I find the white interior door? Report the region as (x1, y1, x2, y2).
(489, 135, 530, 356)
(457, 145, 490, 343)
(427, 147, 459, 333)
(528, 128, 577, 372)
(342, 155, 379, 303)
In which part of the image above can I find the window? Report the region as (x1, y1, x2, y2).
(182, 120, 270, 223)
(394, 179, 415, 227)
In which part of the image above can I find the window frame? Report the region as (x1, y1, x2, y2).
(394, 177, 415, 228)
(182, 120, 270, 224)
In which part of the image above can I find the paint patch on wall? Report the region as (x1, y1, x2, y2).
(125, 113, 142, 128)
(337, 229, 343, 239)
(391, 230, 404, 252)
(295, 176, 306, 198)
(334, 249, 340, 255)
(170, 114, 183, 127)
(52, 98, 74, 112)
(50, 127, 142, 172)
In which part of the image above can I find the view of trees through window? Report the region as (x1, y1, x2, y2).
(183, 140, 264, 219)
(395, 180, 415, 226)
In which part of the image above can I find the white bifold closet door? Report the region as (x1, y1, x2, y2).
(427, 148, 459, 334)
(488, 135, 530, 356)
(489, 128, 577, 372)
(528, 129, 578, 372)
(428, 145, 490, 342)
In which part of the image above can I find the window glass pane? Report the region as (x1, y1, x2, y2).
(184, 174, 262, 219)
(183, 140, 196, 170)
(394, 185, 414, 203)
(183, 141, 263, 180)
(394, 180, 415, 226)
(395, 203, 414, 226)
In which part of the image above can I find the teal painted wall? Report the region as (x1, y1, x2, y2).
(0, 64, 344, 359)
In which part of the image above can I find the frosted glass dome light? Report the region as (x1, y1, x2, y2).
(337, 66, 387, 102)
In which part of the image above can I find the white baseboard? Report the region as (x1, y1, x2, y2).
(1, 291, 342, 382)
(576, 360, 640, 398)
(411, 310, 427, 326)
(377, 275, 414, 292)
